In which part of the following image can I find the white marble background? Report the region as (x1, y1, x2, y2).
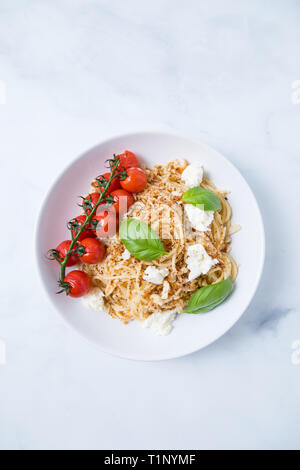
(0, 0, 299, 450)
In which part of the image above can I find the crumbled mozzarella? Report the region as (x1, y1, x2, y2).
(186, 244, 219, 281)
(82, 288, 105, 310)
(142, 310, 177, 336)
(185, 204, 214, 232)
(143, 266, 169, 285)
(121, 248, 131, 260)
(181, 163, 203, 188)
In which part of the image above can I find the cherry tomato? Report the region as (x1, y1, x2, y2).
(70, 215, 96, 241)
(117, 150, 139, 170)
(54, 240, 79, 266)
(64, 270, 92, 298)
(120, 167, 147, 193)
(92, 211, 119, 238)
(82, 192, 100, 215)
(99, 172, 121, 193)
(110, 189, 135, 214)
(79, 238, 106, 264)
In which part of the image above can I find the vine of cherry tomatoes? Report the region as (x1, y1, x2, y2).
(49, 151, 147, 298)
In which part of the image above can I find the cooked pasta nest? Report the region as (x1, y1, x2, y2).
(80, 159, 238, 323)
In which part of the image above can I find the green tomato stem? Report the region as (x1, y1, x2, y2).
(59, 159, 121, 283)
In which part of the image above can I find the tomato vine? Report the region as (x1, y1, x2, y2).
(56, 155, 127, 294)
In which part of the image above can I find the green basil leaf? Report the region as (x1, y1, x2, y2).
(182, 187, 221, 211)
(119, 218, 168, 261)
(183, 277, 233, 314)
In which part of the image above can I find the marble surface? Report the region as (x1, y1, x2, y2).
(0, 0, 300, 450)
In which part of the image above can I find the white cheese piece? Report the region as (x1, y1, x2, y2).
(82, 288, 105, 310)
(143, 266, 169, 285)
(186, 244, 219, 281)
(121, 248, 131, 260)
(142, 310, 177, 336)
(185, 204, 214, 232)
(181, 163, 203, 188)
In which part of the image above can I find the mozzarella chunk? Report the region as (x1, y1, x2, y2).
(143, 266, 169, 285)
(121, 248, 131, 260)
(142, 310, 177, 336)
(186, 244, 219, 281)
(82, 288, 105, 310)
(185, 204, 214, 232)
(181, 163, 203, 188)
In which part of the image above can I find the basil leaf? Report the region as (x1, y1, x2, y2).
(119, 218, 168, 261)
(182, 187, 221, 211)
(183, 277, 233, 314)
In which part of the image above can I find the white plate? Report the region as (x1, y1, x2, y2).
(36, 132, 265, 361)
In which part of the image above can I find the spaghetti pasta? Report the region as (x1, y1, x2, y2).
(80, 159, 238, 324)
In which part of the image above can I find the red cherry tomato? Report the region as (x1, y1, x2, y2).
(117, 150, 139, 170)
(64, 270, 92, 298)
(99, 172, 121, 193)
(82, 192, 100, 215)
(51, 240, 78, 266)
(79, 238, 106, 264)
(92, 211, 119, 238)
(70, 215, 96, 241)
(110, 189, 135, 214)
(120, 167, 147, 193)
